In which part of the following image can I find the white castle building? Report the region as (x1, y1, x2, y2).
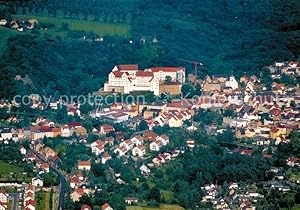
(104, 64, 185, 96)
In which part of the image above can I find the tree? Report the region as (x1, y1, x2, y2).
(181, 83, 195, 98)
(137, 120, 149, 131)
(148, 187, 161, 203)
(165, 75, 172, 83)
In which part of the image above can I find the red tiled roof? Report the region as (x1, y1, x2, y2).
(78, 161, 91, 167)
(101, 203, 112, 210)
(136, 71, 154, 77)
(81, 204, 92, 210)
(75, 188, 84, 195)
(67, 122, 82, 127)
(150, 67, 185, 72)
(118, 64, 138, 71)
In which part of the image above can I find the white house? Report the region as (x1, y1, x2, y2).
(130, 135, 144, 146)
(101, 152, 112, 164)
(0, 189, 8, 206)
(225, 76, 239, 90)
(91, 140, 105, 156)
(157, 134, 169, 146)
(61, 126, 71, 137)
(32, 176, 43, 187)
(150, 140, 164, 151)
(132, 145, 146, 157)
(20, 146, 27, 155)
(114, 146, 128, 157)
(78, 161, 91, 171)
(0, 128, 12, 140)
(120, 139, 134, 150)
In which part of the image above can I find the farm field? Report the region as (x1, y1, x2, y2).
(12, 14, 130, 36)
(126, 204, 184, 210)
(36, 192, 51, 210)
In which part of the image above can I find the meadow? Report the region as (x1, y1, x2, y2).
(0, 161, 23, 175)
(126, 204, 184, 210)
(12, 14, 130, 36)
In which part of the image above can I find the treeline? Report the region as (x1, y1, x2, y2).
(0, 34, 161, 98)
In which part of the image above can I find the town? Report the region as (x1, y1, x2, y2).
(0, 60, 300, 210)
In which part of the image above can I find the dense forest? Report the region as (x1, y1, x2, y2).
(0, 0, 299, 98)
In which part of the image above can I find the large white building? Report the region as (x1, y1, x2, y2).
(104, 64, 185, 96)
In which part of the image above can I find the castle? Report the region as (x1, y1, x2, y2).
(104, 64, 185, 96)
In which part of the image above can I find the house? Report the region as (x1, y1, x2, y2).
(287, 157, 300, 167)
(120, 139, 134, 150)
(150, 140, 164, 151)
(270, 127, 284, 139)
(0, 128, 12, 140)
(78, 161, 91, 171)
(168, 114, 183, 127)
(25, 199, 36, 210)
(114, 146, 128, 157)
(32, 176, 43, 187)
(187, 138, 195, 148)
(0, 189, 8, 207)
(91, 140, 105, 156)
(143, 131, 158, 141)
(71, 188, 85, 202)
(70, 175, 80, 188)
(101, 202, 113, 210)
(0, 203, 7, 210)
(140, 164, 150, 175)
(81, 204, 92, 210)
(40, 163, 50, 173)
(42, 147, 56, 159)
(102, 152, 112, 164)
(125, 197, 138, 205)
(202, 75, 224, 93)
(100, 124, 115, 135)
(20, 146, 27, 155)
(130, 135, 144, 146)
(61, 125, 71, 137)
(157, 134, 169, 145)
(132, 145, 146, 157)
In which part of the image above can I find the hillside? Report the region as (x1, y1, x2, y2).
(0, 0, 299, 98)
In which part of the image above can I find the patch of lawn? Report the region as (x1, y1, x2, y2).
(126, 204, 184, 210)
(161, 190, 174, 202)
(0, 161, 23, 175)
(12, 14, 130, 36)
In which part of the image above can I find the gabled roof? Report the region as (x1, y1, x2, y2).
(118, 64, 138, 71)
(150, 67, 185, 72)
(102, 202, 112, 210)
(136, 71, 153, 77)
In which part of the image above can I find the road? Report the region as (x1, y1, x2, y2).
(30, 149, 67, 210)
(9, 193, 18, 210)
(50, 166, 67, 210)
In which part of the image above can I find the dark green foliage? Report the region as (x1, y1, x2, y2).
(137, 120, 149, 131)
(41, 172, 60, 187)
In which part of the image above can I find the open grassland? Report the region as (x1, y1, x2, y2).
(0, 161, 23, 175)
(126, 204, 184, 210)
(12, 14, 130, 36)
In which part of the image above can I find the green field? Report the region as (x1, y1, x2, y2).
(0, 161, 23, 175)
(36, 192, 50, 210)
(126, 205, 184, 210)
(12, 14, 130, 36)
